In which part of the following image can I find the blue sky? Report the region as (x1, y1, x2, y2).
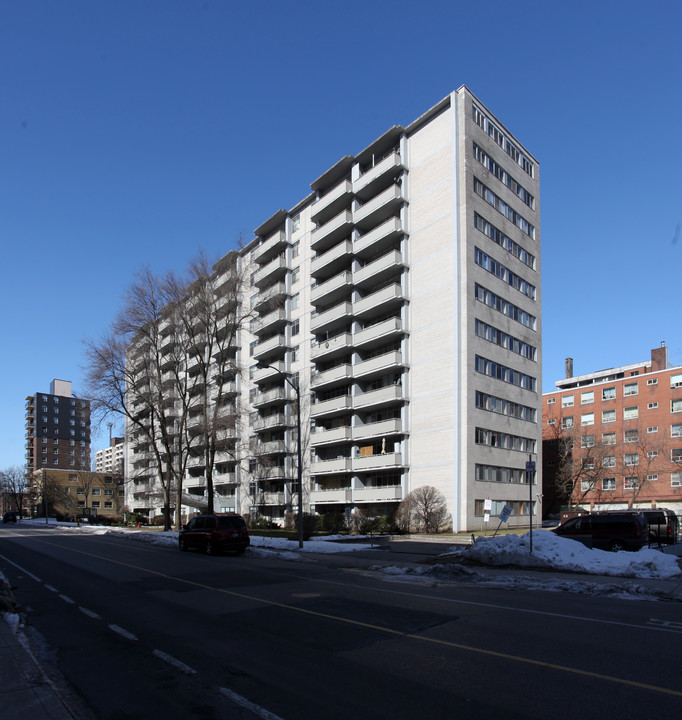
(2, 0, 681, 469)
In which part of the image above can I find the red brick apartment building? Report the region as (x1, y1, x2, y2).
(542, 344, 682, 518)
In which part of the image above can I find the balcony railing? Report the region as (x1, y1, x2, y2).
(310, 301, 352, 334)
(310, 426, 352, 445)
(354, 250, 405, 288)
(352, 485, 403, 502)
(310, 240, 353, 279)
(353, 151, 405, 201)
(353, 317, 404, 349)
(354, 283, 404, 318)
(310, 395, 352, 417)
(353, 185, 403, 231)
(311, 271, 353, 307)
(353, 452, 404, 472)
(353, 384, 404, 409)
(253, 254, 288, 288)
(310, 210, 353, 252)
(310, 487, 353, 504)
(353, 350, 404, 379)
(311, 364, 352, 389)
(310, 180, 352, 224)
(253, 230, 288, 264)
(354, 217, 403, 258)
(352, 418, 403, 441)
(311, 332, 352, 360)
(310, 457, 352, 474)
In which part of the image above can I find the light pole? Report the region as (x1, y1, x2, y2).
(256, 362, 304, 548)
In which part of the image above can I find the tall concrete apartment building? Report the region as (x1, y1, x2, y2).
(127, 86, 542, 531)
(95, 437, 125, 476)
(543, 344, 682, 516)
(25, 379, 91, 473)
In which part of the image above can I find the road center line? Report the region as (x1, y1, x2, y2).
(109, 624, 137, 641)
(153, 649, 197, 675)
(219, 686, 286, 720)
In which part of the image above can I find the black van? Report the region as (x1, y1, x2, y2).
(553, 512, 649, 552)
(626, 509, 679, 545)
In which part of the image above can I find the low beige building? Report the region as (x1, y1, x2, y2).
(33, 468, 125, 521)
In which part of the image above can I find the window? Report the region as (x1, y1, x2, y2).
(624, 382, 638, 396)
(473, 179, 535, 239)
(647, 450, 659, 458)
(623, 406, 639, 420)
(647, 474, 658, 482)
(473, 212, 535, 267)
(292, 241, 300, 258)
(582, 458, 595, 470)
(292, 214, 300, 232)
(104, 502, 113, 509)
(291, 293, 300, 310)
(672, 473, 682, 488)
(92, 488, 101, 496)
(624, 429, 639, 443)
(602, 387, 616, 400)
(648, 402, 658, 410)
(648, 426, 658, 433)
(581, 391, 594, 405)
(672, 424, 682, 438)
(603, 455, 616, 467)
(672, 399, 682, 413)
(474, 248, 536, 299)
(581, 413, 594, 426)
(474, 320, 536, 360)
(581, 434, 595, 448)
(291, 319, 300, 336)
(580, 480, 592, 492)
(92, 501, 100, 509)
(547, 398, 556, 404)
(475, 355, 536, 390)
(624, 453, 639, 466)
(647, 378, 658, 386)
(602, 432, 616, 445)
(291, 346, 299, 363)
(672, 449, 682, 462)
(68, 475, 77, 482)
(562, 396, 574, 408)
(561, 416, 574, 429)
(291, 267, 300, 285)
(671, 373, 682, 388)
(474, 284, 536, 329)
(472, 147, 535, 209)
(602, 410, 616, 423)
(602, 478, 616, 491)
(547, 418, 556, 425)
(624, 477, 639, 490)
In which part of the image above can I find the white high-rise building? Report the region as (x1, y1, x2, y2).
(126, 86, 542, 531)
(95, 437, 125, 476)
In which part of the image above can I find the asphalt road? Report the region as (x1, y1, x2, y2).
(1, 524, 681, 720)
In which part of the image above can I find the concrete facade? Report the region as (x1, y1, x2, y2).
(125, 87, 542, 531)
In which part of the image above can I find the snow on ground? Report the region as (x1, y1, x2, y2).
(446, 530, 681, 579)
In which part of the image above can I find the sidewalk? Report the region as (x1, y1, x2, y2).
(0, 617, 77, 719)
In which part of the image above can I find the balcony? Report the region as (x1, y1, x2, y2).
(310, 457, 352, 475)
(310, 395, 352, 418)
(353, 485, 403, 502)
(310, 426, 352, 446)
(310, 301, 352, 334)
(311, 364, 352, 389)
(353, 418, 404, 441)
(252, 360, 287, 385)
(311, 271, 353, 308)
(213, 472, 238, 486)
(354, 217, 404, 259)
(310, 487, 353, 504)
(252, 282, 289, 312)
(310, 210, 353, 253)
(253, 229, 288, 264)
(354, 250, 405, 289)
(310, 240, 353, 280)
(353, 384, 404, 409)
(354, 283, 405, 319)
(253, 333, 288, 360)
(311, 332, 352, 361)
(256, 491, 286, 506)
(310, 180, 352, 224)
(353, 452, 404, 472)
(251, 308, 288, 336)
(252, 387, 286, 408)
(253, 254, 288, 289)
(253, 413, 290, 432)
(353, 185, 403, 232)
(353, 152, 405, 201)
(256, 440, 287, 455)
(353, 317, 404, 350)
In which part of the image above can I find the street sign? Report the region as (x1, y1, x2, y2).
(526, 461, 536, 472)
(499, 505, 512, 523)
(483, 498, 492, 512)
(483, 512, 490, 523)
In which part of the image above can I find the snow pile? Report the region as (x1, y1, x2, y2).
(450, 530, 681, 579)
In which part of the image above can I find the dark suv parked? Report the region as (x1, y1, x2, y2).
(179, 514, 250, 555)
(553, 512, 649, 552)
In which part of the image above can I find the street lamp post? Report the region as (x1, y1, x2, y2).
(256, 362, 304, 548)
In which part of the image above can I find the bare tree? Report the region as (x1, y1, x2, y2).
(0, 466, 30, 514)
(396, 486, 451, 534)
(84, 267, 190, 530)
